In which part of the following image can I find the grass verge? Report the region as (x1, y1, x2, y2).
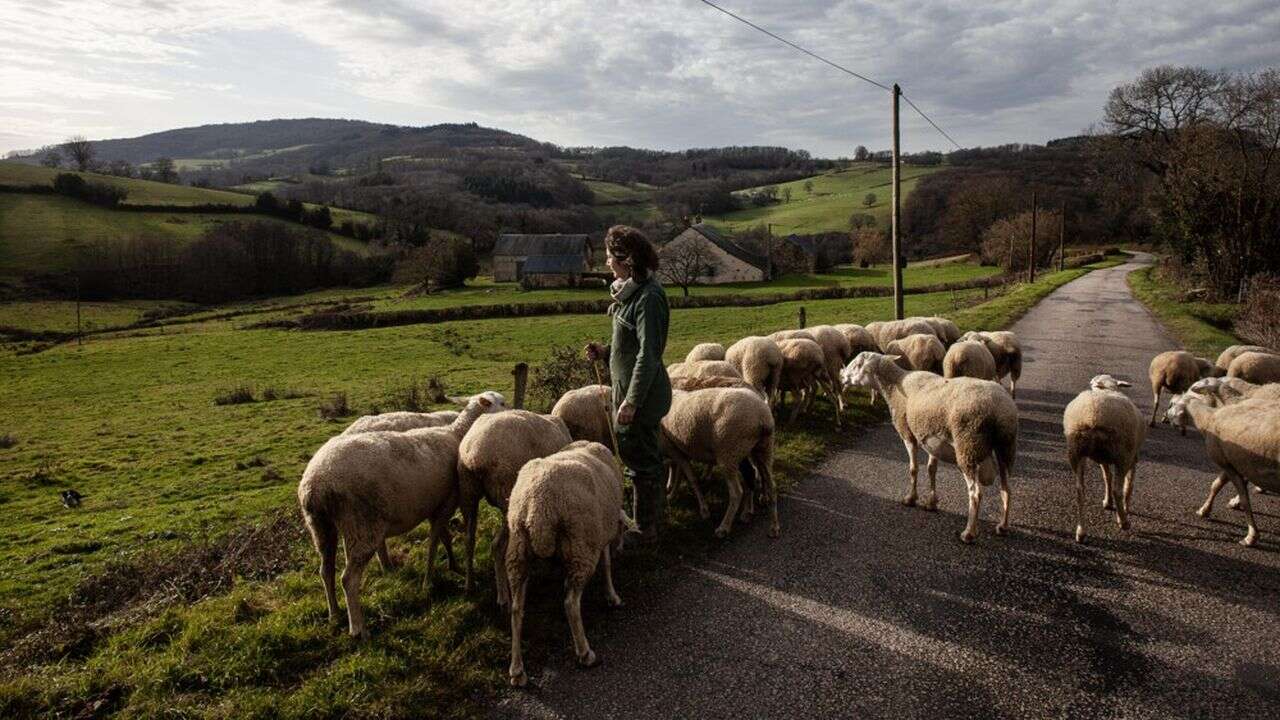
(1127, 265, 1240, 357)
(0, 262, 1113, 719)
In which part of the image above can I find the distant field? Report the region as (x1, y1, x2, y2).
(166, 144, 315, 172)
(0, 194, 371, 276)
(706, 162, 942, 235)
(0, 299, 196, 333)
(581, 178, 660, 225)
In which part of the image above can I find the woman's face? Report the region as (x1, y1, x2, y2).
(607, 250, 633, 281)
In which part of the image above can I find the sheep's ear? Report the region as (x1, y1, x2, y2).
(446, 395, 469, 405)
(885, 354, 902, 364)
(1116, 380, 1131, 387)
(478, 396, 492, 408)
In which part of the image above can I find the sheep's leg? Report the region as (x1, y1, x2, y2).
(377, 540, 399, 571)
(341, 540, 378, 641)
(1100, 462, 1114, 510)
(827, 377, 843, 427)
(786, 389, 803, 425)
(1074, 459, 1088, 543)
(1226, 472, 1259, 548)
(922, 455, 939, 511)
(563, 558, 600, 668)
(959, 470, 982, 544)
(507, 554, 530, 687)
(306, 515, 341, 624)
(1149, 386, 1161, 427)
(1009, 374, 1017, 400)
(901, 437, 919, 507)
(462, 491, 482, 594)
(684, 461, 710, 520)
(1196, 473, 1228, 518)
(493, 525, 511, 609)
(600, 547, 623, 607)
(996, 463, 1012, 536)
(716, 463, 744, 539)
(1117, 464, 1134, 530)
(441, 527, 459, 573)
(424, 516, 454, 591)
(753, 441, 780, 539)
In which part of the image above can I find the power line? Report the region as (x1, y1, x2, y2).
(695, 0, 963, 149)
(899, 92, 963, 150)
(695, 0, 891, 92)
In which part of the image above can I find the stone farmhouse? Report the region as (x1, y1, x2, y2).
(663, 223, 769, 284)
(492, 233, 593, 287)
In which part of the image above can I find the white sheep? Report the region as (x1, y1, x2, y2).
(661, 387, 778, 538)
(918, 316, 961, 346)
(1227, 351, 1280, 385)
(776, 337, 835, 425)
(1186, 376, 1280, 509)
(943, 339, 998, 381)
(1063, 374, 1146, 543)
(1147, 350, 1217, 429)
(666, 359, 743, 381)
(841, 352, 1017, 543)
(341, 409, 460, 435)
(1165, 393, 1280, 547)
(458, 410, 574, 606)
(771, 327, 849, 421)
(1215, 344, 1274, 374)
(882, 333, 946, 374)
(506, 441, 630, 687)
(297, 391, 506, 639)
(959, 331, 1023, 398)
(832, 323, 880, 356)
(725, 336, 784, 403)
(551, 384, 613, 447)
(874, 318, 938, 351)
(686, 342, 727, 362)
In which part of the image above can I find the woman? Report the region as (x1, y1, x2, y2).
(585, 225, 671, 545)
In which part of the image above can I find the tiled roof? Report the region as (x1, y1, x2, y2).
(494, 233, 591, 257)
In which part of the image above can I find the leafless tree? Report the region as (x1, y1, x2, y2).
(659, 240, 717, 296)
(63, 135, 94, 171)
(153, 157, 178, 183)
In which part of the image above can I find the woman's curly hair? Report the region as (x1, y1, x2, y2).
(604, 225, 660, 280)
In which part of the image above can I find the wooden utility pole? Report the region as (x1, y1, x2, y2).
(891, 83, 904, 320)
(1028, 191, 1038, 283)
(1059, 203, 1066, 272)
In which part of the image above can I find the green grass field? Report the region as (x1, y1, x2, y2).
(705, 162, 942, 235)
(0, 260, 1110, 718)
(1127, 265, 1241, 357)
(0, 194, 372, 276)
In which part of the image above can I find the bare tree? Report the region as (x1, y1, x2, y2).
(153, 157, 178, 184)
(659, 239, 718, 296)
(63, 135, 94, 171)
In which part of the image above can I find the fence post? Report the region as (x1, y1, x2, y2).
(891, 83, 904, 320)
(798, 306, 807, 329)
(1029, 190, 1037, 283)
(1059, 203, 1066, 272)
(512, 363, 528, 410)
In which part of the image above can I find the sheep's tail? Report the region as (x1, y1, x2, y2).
(991, 415, 1017, 486)
(515, 509, 558, 559)
(299, 481, 340, 554)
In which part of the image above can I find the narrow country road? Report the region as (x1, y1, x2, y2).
(496, 253, 1280, 719)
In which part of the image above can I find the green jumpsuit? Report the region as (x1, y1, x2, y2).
(608, 277, 672, 536)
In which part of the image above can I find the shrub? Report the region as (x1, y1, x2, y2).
(0, 433, 15, 449)
(528, 344, 608, 413)
(213, 385, 256, 406)
(259, 387, 304, 402)
(852, 226, 890, 266)
(1236, 274, 1280, 350)
(392, 234, 479, 291)
(980, 209, 1061, 272)
(317, 392, 350, 420)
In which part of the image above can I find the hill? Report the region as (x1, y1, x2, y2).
(704, 162, 943, 235)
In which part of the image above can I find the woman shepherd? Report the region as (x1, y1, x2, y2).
(586, 225, 671, 546)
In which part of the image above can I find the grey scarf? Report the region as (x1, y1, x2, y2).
(608, 278, 639, 316)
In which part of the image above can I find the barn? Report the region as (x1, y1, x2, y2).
(492, 234, 593, 286)
(662, 224, 768, 284)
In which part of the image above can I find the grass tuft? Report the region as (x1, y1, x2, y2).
(214, 385, 257, 406)
(0, 433, 15, 449)
(317, 392, 351, 420)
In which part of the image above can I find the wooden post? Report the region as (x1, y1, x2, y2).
(1059, 203, 1066, 272)
(766, 222, 774, 280)
(1028, 191, 1037, 283)
(75, 275, 82, 347)
(891, 83, 904, 320)
(798, 306, 806, 329)
(512, 362, 528, 410)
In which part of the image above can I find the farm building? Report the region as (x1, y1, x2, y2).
(663, 223, 768, 284)
(774, 234, 818, 274)
(493, 233, 593, 286)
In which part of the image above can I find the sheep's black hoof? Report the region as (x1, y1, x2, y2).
(959, 531, 975, 544)
(577, 650, 600, 668)
(902, 495, 917, 507)
(995, 524, 1008, 536)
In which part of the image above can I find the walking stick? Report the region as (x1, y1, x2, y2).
(593, 359, 624, 464)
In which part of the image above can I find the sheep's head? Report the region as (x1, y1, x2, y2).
(1089, 374, 1132, 392)
(466, 391, 507, 414)
(1194, 356, 1219, 378)
(614, 509, 638, 553)
(841, 351, 890, 391)
(1163, 392, 1198, 428)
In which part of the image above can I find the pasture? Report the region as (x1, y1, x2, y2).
(706, 162, 942, 235)
(0, 261, 1109, 718)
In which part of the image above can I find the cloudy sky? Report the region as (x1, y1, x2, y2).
(3, 0, 1279, 157)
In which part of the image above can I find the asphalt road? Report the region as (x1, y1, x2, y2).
(495, 253, 1280, 719)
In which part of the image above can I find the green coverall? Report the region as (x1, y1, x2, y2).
(608, 277, 672, 537)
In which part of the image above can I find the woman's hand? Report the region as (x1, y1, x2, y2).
(616, 401, 636, 426)
(584, 342, 605, 362)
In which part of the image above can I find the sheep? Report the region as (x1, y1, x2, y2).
(943, 339, 998, 381)
(341, 409, 460, 435)
(776, 337, 835, 424)
(841, 352, 1017, 543)
(551, 384, 613, 447)
(882, 333, 946, 374)
(671, 373, 759, 393)
(686, 342, 727, 362)
(1147, 350, 1217, 429)
(1215, 344, 1274, 373)
(1062, 374, 1146, 543)
(959, 331, 1023, 398)
(874, 318, 939, 351)
(660, 387, 778, 538)
(458, 410, 574, 606)
(506, 441, 630, 687)
(297, 391, 506, 640)
(772, 327, 850, 420)
(832, 323, 879, 356)
(666, 359, 743, 381)
(1227, 351, 1280, 385)
(1165, 393, 1280, 547)
(918, 316, 961, 346)
(1188, 376, 1280, 406)
(725, 336, 784, 402)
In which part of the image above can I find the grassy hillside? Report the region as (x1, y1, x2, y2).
(0, 261, 1111, 718)
(0, 194, 371, 276)
(706, 162, 942, 235)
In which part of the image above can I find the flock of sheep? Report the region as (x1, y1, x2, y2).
(293, 314, 1279, 687)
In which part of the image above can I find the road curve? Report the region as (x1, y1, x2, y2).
(496, 253, 1280, 719)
